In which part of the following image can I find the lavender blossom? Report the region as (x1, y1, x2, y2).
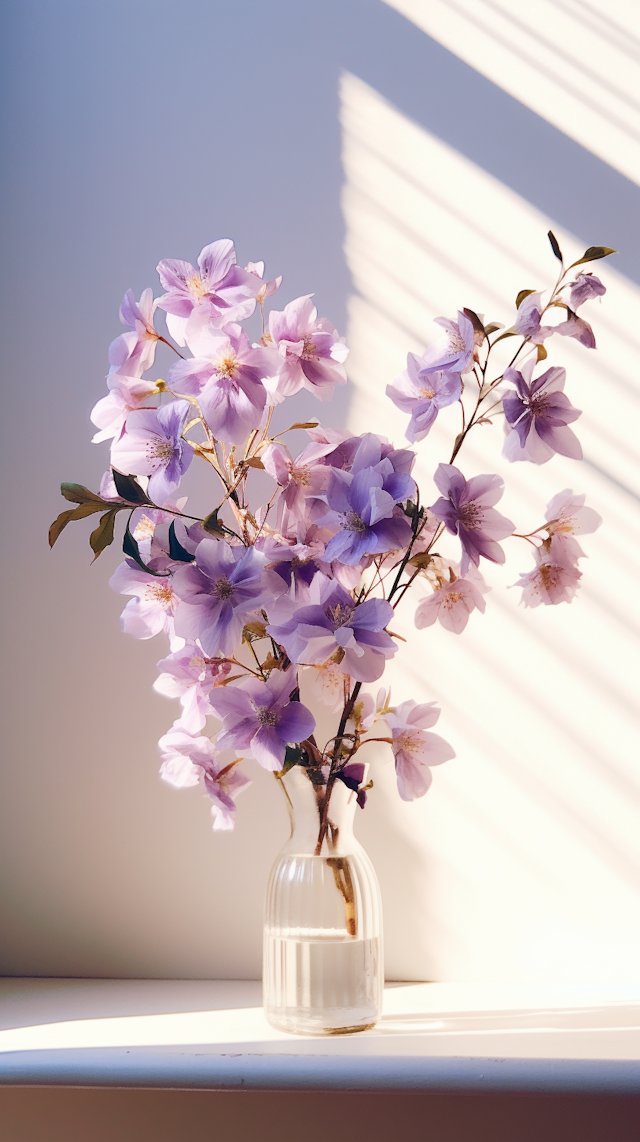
(420, 311, 475, 375)
(208, 668, 315, 772)
(172, 539, 284, 656)
(158, 725, 251, 830)
(168, 323, 272, 445)
(267, 574, 397, 683)
(430, 463, 514, 575)
(513, 292, 548, 342)
(266, 295, 348, 403)
(319, 466, 412, 566)
(502, 361, 582, 464)
(110, 400, 193, 503)
(569, 273, 606, 309)
(384, 700, 455, 801)
(387, 353, 461, 443)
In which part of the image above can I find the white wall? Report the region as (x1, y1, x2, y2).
(1, 0, 638, 981)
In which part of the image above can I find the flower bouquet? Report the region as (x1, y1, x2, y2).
(51, 232, 611, 1032)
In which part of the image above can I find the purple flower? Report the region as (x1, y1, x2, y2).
(158, 725, 250, 831)
(156, 239, 260, 324)
(319, 466, 412, 566)
(109, 288, 160, 378)
(266, 295, 348, 403)
(387, 353, 461, 442)
(514, 536, 582, 607)
(349, 433, 416, 502)
(208, 667, 315, 772)
(414, 566, 488, 634)
(337, 761, 368, 808)
(569, 273, 606, 309)
(553, 314, 596, 349)
(154, 644, 233, 732)
(502, 361, 582, 465)
(420, 311, 475, 375)
(430, 463, 514, 575)
(513, 292, 548, 342)
(267, 574, 397, 683)
(110, 400, 193, 503)
(168, 322, 272, 445)
(110, 559, 179, 641)
(383, 700, 455, 802)
(172, 539, 284, 656)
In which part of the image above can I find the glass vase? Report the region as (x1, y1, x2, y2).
(263, 763, 383, 1035)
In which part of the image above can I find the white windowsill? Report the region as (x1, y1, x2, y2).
(0, 979, 638, 1092)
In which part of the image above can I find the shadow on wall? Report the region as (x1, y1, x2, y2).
(339, 70, 640, 982)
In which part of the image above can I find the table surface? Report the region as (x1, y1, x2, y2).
(1, 979, 639, 1092)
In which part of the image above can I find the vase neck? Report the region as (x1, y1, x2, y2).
(277, 765, 362, 857)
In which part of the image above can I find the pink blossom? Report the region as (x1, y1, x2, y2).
(544, 489, 602, 562)
(154, 644, 233, 732)
(307, 661, 350, 711)
(156, 239, 260, 324)
(90, 374, 159, 444)
(414, 565, 489, 634)
(245, 260, 282, 303)
(158, 725, 250, 830)
(266, 295, 348, 403)
(261, 441, 329, 529)
(514, 536, 582, 607)
(109, 560, 180, 641)
(384, 700, 455, 801)
(109, 289, 160, 378)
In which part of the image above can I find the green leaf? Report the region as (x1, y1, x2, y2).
(283, 746, 303, 774)
(60, 482, 105, 506)
(202, 509, 226, 538)
(287, 421, 319, 431)
(483, 322, 503, 336)
(570, 246, 617, 268)
(111, 470, 153, 505)
(90, 510, 117, 560)
(548, 230, 563, 262)
(49, 501, 110, 548)
(462, 307, 485, 338)
(123, 518, 170, 577)
(515, 289, 536, 309)
(537, 344, 548, 362)
(168, 520, 194, 563)
(243, 456, 264, 469)
(49, 508, 79, 547)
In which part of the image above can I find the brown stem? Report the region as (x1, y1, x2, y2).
(327, 857, 357, 936)
(314, 681, 362, 856)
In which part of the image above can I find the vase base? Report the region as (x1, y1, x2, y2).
(265, 1011, 377, 1036)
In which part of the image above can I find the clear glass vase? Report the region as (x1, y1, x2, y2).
(263, 763, 383, 1035)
